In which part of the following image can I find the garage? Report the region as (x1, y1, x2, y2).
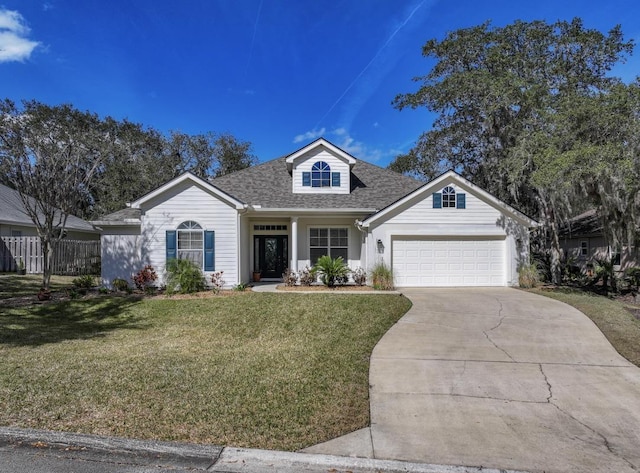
(392, 237, 505, 287)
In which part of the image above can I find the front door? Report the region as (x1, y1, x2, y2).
(255, 236, 288, 279)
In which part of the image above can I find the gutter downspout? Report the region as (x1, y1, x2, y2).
(354, 219, 367, 273)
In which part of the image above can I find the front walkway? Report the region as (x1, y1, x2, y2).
(303, 288, 640, 473)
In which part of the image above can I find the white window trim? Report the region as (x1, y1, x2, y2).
(308, 226, 349, 264)
(177, 220, 204, 269)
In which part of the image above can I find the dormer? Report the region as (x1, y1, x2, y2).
(286, 138, 356, 194)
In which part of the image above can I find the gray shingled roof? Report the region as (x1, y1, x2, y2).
(96, 156, 424, 223)
(559, 209, 602, 237)
(211, 156, 423, 209)
(0, 183, 98, 233)
(93, 207, 142, 223)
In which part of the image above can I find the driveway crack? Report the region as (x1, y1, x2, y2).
(482, 297, 515, 361)
(540, 365, 638, 471)
(539, 364, 553, 403)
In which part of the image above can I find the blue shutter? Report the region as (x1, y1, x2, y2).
(302, 172, 311, 186)
(204, 230, 215, 271)
(456, 193, 466, 209)
(331, 172, 340, 187)
(166, 231, 176, 261)
(432, 192, 442, 209)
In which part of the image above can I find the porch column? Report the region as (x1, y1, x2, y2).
(291, 216, 298, 272)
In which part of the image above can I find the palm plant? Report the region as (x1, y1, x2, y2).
(165, 258, 206, 294)
(313, 255, 349, 287)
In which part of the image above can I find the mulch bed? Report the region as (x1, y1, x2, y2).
(276, 284, 374, 291)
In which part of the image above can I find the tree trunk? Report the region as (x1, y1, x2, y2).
(41, 237, 53, 290)
(542, 200, 563, 285)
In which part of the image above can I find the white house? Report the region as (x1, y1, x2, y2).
(94, 138, 536, 288)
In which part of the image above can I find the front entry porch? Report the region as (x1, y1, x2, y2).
(253, 235, 288, 280)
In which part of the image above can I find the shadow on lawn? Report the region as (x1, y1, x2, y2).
(0, 295, 147, 347)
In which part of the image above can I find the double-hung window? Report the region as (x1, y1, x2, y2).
(177, 221, 204, 268)
(309, 228, 348, 265)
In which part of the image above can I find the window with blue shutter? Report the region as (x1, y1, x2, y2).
(432, 192, 442, 209)
(456, 193, 466, 209)
(302, 172, 311, 186)
(331, 172, 340, 187)
(166, 230, 177, 260)
(204, 230, 215, 271)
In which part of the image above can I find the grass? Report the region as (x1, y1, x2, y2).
(0, 274, 79, 299)
(0, 292, 411, 450)
(530, 288, 640, 367)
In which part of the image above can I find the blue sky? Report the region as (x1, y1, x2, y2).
(2, 1, 639, 166)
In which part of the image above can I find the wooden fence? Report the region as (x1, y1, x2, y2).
(0, 236, 101, 275)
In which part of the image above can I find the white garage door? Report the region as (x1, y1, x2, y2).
(392, 237, 505, 287)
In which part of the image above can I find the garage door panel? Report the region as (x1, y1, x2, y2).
(393, 238, 505, 287)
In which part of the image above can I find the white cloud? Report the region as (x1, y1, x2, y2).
(293, 127, 401, 164)
(0, 9, 40, 63)
(293, 127, 326, 143)
(329, 128, 395, 163)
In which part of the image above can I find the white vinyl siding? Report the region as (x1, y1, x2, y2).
(141, 181, 238, 286)
(393, 238, 505, 287)
(385, 183, 501, 225)
(100, 226, 141, 287)
(292, 148, 350, 194)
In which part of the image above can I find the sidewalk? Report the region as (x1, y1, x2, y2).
(0, 426, 528, 473)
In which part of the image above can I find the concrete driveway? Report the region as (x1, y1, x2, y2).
(304, 288, 640, 473)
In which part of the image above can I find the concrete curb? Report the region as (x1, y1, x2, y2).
(0, 427, 221, 470)
(0, 426, 532, 473)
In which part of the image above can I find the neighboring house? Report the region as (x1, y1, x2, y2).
(559, 209, 638, 273)
(0, 183, 99, 239)
(0, 183, 100, 273)
(95, 138, 536, 288)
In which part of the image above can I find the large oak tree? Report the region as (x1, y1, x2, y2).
(391, 18, 637, 282)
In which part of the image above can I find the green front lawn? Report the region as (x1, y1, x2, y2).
(0, 274, 78, 299)
(531, 288, 640, 367)
(0, 292, 411, 450)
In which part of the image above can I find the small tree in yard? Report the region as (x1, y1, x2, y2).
(0, 100, 108, 290)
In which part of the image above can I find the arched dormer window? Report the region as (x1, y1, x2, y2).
(442, 186, 456, 208)
(177, 220, 204, 267)
(311, 161, 331, 187)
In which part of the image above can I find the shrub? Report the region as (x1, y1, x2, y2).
(594, 257, 618, 293)
(233, 282, 249, 291)
(165, 258, 206, 294)
(72, 274, 95, 289)
(132, 265, 158, 291)
(210, 271, 225, 294)
(112, 278, 130, 292)
(352, 267, 367, 286)
(314, 255, 349, 287)
(371, 262, 394, 290)
(625, 267, 640, 291)
(298, 266, 316, 286)
(518, 262, 541, 288)
(282, 268, 298, 286)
